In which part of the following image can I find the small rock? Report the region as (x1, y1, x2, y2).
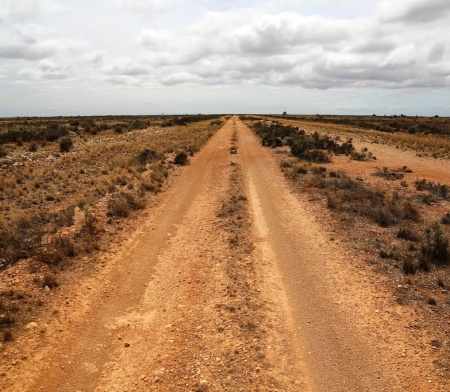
(124, 342, 130, 348)
(26, 322, 38, 329)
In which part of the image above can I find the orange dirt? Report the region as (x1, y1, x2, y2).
(0, 117, 447, 391)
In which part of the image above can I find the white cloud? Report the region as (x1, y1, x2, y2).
(0, 0, 449, 115)
(18, 59, 68, 80)
(0, 0, 66, 23)
(115, 0, 183, 11)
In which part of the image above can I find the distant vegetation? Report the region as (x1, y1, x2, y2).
(0, 114, 226, 343)
(267, 114, 450, 136)
(243, 115, 450, 279)
(0, 114, 225, 268)
(0, 114, 223, 145)
(251, 120, 355, 163)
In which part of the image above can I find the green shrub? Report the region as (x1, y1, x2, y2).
(137, 149, 160, 165)
(59, 137, 73, 153)
(44, 123, 68, 142)
(174, 151, 189, 165)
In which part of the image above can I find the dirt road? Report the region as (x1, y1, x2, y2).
(1, 118, 436, 391)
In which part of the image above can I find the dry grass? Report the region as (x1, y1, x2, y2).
(245, 115, 450, 374)
(267, 115, 450, 158)
(0, 115, 224, 269)
(0, 115, 224, 340)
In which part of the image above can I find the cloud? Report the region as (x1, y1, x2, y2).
(0, 43, 55, 60)
(1, 0, 450, 117)
(377, 0, 450, 24)
(115, 0, 183, 11)
(0, 0, 66, 23)
(133, 8, 450, 90)
(138, 29, 173, 49)
(81, 51, 107, 65)
(18, 59, 68, 80)
(235, 13, 354, 54)
(108, 63, 149, 76)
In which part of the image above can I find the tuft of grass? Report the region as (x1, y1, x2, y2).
(415, 179, 449, 199)
(374, 167, 404, 181)
(403, 257, 418, 275)
(319, 174, 420, 227)
(107, 192, 144, 218)
(2, 330, 13, 342)
(0, 214, 45, 267)
(0, 146, 7, 158)
(441, 212, 450, 225)
(136, 149, 160, 165)
(421, 221, 449, 266)
(29, 143, 38, 152)
(397, 226, 419, 242)
(42, 274, 59, 289)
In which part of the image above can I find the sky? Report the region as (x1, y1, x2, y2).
(0, 0, 449, 116)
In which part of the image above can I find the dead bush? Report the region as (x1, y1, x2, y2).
(41, 274, 59, 289)
(0, 215, 45, 267)
(403, 257, 418, 275)
(107, 192, 144, 218)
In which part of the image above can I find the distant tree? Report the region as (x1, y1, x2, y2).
(282, 111, 287, 115)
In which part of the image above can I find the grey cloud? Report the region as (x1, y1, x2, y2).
(236, 14, 354, 54)
(82, 51, 106, 65)
(353, 39, 396, 54)
(0, 43, 55, 60)
(146, 9, 449, 90)
(14, 24, 47, 44)
(377, 0, 450, 24)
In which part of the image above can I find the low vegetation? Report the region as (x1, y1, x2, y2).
(251, 120, 355, 163)
(243, 115, 450, 320)
(266, 113, 450, 158)
(0, 114, 225, 340)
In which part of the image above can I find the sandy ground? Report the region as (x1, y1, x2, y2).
(0, 117, 445, 391)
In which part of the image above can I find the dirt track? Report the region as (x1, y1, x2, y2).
(0, 118, 440, 391)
